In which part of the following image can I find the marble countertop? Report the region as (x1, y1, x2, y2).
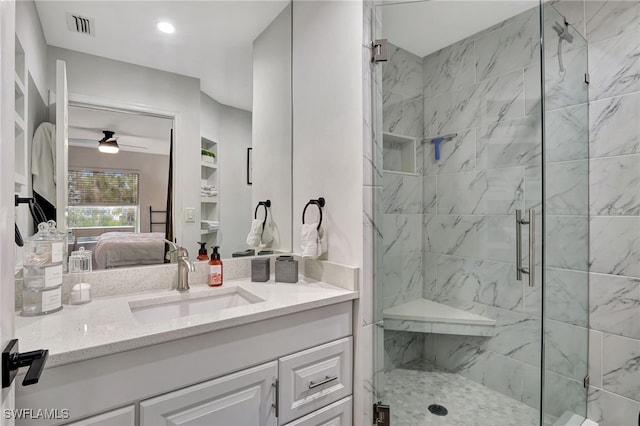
(15, 279, 358, 368)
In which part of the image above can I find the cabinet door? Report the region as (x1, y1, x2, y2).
(140, 361, 277, 426)
(283, 397, 351, 426)
(63, 405, 135, 426)
(278, 337, 352, 424)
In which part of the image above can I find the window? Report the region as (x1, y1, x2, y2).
(68, 170, 139, 233)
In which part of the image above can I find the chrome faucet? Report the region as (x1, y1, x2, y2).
(164, 239, 179, 263)
(176, 246, 195, 292)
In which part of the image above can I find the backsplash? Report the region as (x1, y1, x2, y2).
(14, 255, 358, 309)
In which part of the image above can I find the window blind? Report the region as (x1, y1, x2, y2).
(68, 170, 139, 206)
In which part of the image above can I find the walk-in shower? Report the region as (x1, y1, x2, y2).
(372, 1, 589, 425)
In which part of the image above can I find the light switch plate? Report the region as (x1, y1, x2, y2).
(185, 208, 195, 223)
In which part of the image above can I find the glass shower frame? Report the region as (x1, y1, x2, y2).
(371, 1, 590, 424)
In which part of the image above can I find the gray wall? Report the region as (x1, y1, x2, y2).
(292, 0, 364, 265)
(252, 4, 292, 253)
(47, 46, 202, 249)
(219, 105, 253, 258)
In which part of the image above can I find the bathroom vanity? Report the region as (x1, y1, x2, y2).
(14, 276, 357, 426)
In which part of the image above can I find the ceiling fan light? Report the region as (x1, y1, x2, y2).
(98, 130, 119, 154)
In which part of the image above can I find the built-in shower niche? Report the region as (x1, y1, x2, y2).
(383, 133, 416, 174)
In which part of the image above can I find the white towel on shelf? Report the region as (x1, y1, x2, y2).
(246, 219, 263, 247)
(300, 223, 327, 258)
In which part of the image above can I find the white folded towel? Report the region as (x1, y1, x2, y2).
(261, 213, 274, 245)
(300, 223, 327, 258)
(246, 219, 263, 247)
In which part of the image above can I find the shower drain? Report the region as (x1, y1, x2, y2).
(428, 404, 448, 416)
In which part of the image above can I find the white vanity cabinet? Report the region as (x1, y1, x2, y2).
(140, 362, 277, 426)
(138, 337, 352, 426)
(283, 397, 352, 426)
(63, 406, 135, 426)
(137, 335, 352, 426)
(17, 301, 354, 426)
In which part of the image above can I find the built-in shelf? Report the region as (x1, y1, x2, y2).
(201, 161, 218, 169)
(383, 132, 417, 174)
(14, 72, 25, 92)
(14, 173, 27, 186)
(14, 35, 25, 86)
(14, 34, 28, 276)
(201, 136, 219, 247)
(383, 298, 496, 337)
(14, 112, 25, 131)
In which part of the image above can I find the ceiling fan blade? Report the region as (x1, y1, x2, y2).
(70, 138, 147, 150)
(69, 138, 98, 144)
(120, 144, 148, 149)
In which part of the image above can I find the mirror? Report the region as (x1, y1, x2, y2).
(15, 0, 292, 270)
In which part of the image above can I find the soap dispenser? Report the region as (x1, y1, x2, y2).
(208, 246, 223, 287)
(197, 241, 208, 261)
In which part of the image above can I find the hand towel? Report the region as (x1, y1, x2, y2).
(261, 213, 274, 245)
(246, 219, 263, 247)
(301, 224, 327, 258)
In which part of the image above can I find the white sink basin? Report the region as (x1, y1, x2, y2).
(129, 287, 264, 324)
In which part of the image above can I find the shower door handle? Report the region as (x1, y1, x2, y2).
(516, 209, 535, 287)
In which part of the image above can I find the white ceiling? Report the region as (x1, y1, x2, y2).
(380, 1, 538, 57)
(68, 105, 173, 155)
(35, 1, 290, 111)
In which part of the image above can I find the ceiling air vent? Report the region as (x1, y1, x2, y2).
(66, 12, 95, 36)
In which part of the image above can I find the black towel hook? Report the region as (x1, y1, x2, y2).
(302, 197, 325, 230)
(254, 200, 271, 228)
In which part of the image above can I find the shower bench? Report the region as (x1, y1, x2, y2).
(383, 298, 496, 337)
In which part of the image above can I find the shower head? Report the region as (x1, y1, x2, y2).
(552, 21, 574, 43)
(553, 20, 573, 75)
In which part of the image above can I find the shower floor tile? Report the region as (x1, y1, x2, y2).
(385, 366, 539, 426)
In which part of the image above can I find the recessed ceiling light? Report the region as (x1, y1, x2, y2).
(157, 21, 175, 34)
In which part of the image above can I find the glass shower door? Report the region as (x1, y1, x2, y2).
(541, 3, 590, 423)
(372, 1, 590, 425)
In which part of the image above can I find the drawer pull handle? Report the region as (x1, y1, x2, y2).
(309, 375, 338, 389)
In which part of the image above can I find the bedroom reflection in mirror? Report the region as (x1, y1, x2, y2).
(67, 105, 174, 269)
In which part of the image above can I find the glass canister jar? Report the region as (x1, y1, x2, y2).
(47, 220, 69, 273)
(68, 247, 92, 304)
(22, 222, 64, 316)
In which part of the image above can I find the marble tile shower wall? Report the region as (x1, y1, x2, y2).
(381, 44, 426, 370)
(417, 7, 550, 411)
(380, 6, 595, 418)
(549, 1, 640, 424)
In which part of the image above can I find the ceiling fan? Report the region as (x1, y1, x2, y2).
(69, 130, 149, 154)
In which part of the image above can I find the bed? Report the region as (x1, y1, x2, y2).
(94, 232, 166, 269)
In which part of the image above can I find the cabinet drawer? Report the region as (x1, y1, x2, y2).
(63, 405, 135, 426)
(278, 337, 352, 424)
(140, 361, 277, 426)
(283, 397, 352, 426)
